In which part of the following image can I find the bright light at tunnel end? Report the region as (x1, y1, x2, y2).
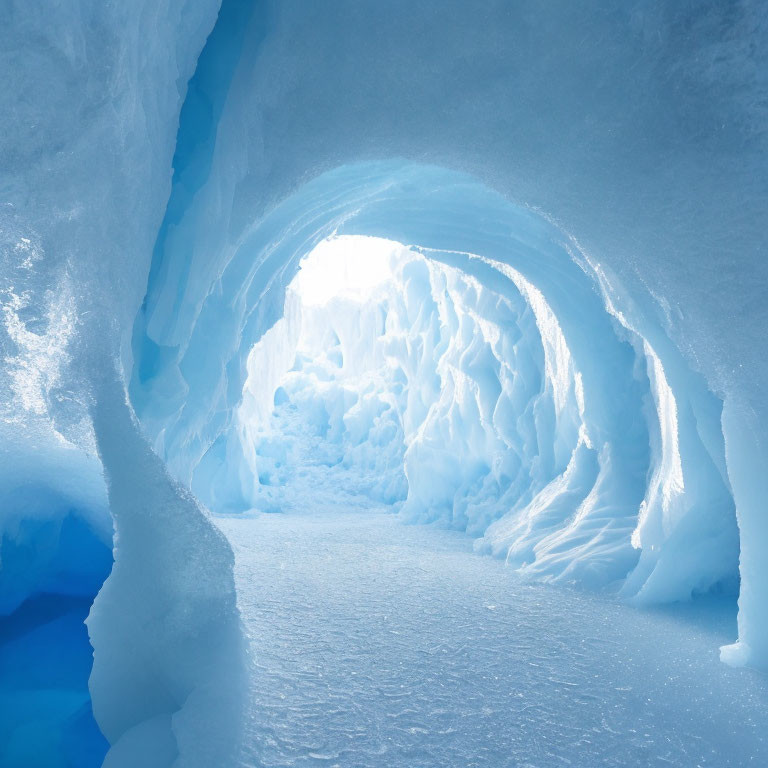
(292, 235, 405, 306)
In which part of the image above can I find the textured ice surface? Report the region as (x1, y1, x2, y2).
(219, 510, 768, 768)
(132, 0, 767, 670)
(186, 234, 738, 604)
(87, 371, 245, 768)
(2, 1, 768, 764)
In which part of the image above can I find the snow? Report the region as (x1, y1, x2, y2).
(218, 508, 768, 767)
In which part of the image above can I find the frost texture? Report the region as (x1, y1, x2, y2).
(1, 2, 767, 766)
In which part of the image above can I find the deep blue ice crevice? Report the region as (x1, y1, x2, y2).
(143, 0, 260, 346)
(0, 460, 112, 767)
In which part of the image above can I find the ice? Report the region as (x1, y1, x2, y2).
(137, 161, 741, 602)
(218, 509, 768, 768)
(188, 230, 735, 602)
(87, 369, 245, 767)
(1, 1, 234, 764)
(0, 595, 109, 767)
(131, 0, 766, 668)
(1, 1, 767, 765)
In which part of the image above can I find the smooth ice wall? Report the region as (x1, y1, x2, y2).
(133, 0, 767, 666)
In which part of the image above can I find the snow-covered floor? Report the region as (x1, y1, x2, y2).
(213, 334, 768, 767)
(217, 509, 768, 768)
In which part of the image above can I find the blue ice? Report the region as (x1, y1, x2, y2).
(1, 1, 767, 766)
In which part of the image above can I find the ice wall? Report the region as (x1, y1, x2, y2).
(133, 160, 738, 617)
(239, 231, 737, 601)
(1, 0, 248, 764)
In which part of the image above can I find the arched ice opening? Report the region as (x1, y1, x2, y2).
(1, 1, 767, 765)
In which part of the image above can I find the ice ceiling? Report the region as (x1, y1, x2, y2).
(1, 0, 767, 765)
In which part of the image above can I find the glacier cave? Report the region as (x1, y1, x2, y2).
(1, 1, 767, 766)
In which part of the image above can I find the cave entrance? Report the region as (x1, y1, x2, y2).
(232, 232, 577, 530)
(206, 234, 757, 768)
(236, 235, 425, 516)
(143, 161, 739, 610)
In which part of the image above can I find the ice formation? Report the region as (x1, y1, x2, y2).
(1, 0, 767, 765)
(169, 225, 739, 604)
(0, 1, 242, 765)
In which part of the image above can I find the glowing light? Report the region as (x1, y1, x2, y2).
(291, 235, 401, 306)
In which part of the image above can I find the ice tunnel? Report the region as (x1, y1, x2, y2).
(1, 0, 767, 766)
(133, 160, 741, 603)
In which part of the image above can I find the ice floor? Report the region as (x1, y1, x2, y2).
(217, 509, 768, 768)
(203, 240, 768, 766)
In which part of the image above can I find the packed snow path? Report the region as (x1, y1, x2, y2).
(217, 511, 768, 768)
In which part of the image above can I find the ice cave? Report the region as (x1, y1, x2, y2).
(1, 1, 767, 766)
